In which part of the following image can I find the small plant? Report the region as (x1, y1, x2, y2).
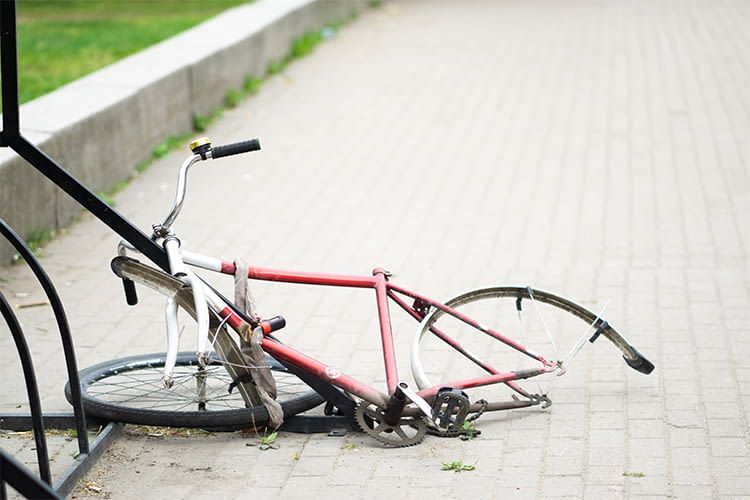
(623, 471, 645, 478)
(25, 228, 53, 256)
(152, 139, 171, 158)
(341, 442, 358, 450)
(369, 0, 383, 7)
(135, 160, 149, 174)
(97, 192, 117, 207)
(459, 420, 480, 441)
(290, 31, 323, 59)
(224, 88, 243, 108)
(266, 59, 286, 76)
(152, 135, 185, 158)
(292, 451, 301, 460)
(244, 75, 263, 94)
(441, 460, 476, 473)
(258, 430, 279, 450)
(193, 113, 210, 132)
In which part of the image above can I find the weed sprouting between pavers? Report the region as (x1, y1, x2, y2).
(441, 460, 476, 473)
(11, 227, 57, 261)
(623, 471, 646, 478)
(25, 228, 54, 256)
(257, 431, 279, 450)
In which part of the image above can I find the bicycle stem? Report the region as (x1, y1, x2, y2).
(156, 153, 202, 234)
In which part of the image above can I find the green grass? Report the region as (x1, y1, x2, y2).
(9, 1, 251, 104)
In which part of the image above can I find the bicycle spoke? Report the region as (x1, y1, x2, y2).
(88, 364, 246, 410)
(515, 297, 545, 395)
(561, 299, 611, 364)
(527, 287, 559, 361)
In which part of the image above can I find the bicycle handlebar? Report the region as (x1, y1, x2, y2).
(211, 138, 261, 159)
(155, 137, 261, 235)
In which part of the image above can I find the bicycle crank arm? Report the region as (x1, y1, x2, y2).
(395, 381, 433, 419)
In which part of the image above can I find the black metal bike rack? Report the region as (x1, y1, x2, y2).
(0, 1, 354, 495)
(1, 449, 62, 500)
(0, 219, 122, 498)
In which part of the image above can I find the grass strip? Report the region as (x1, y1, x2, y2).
(7, 0, 251, 105)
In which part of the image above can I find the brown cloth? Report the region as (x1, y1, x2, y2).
(234, 259, 284, 429)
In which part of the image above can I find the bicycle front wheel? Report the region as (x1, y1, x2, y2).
(65, 352, 323, 430)
(411, 286, 648, 402)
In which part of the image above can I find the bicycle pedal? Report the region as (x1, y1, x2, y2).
(431, 387, 470, 430)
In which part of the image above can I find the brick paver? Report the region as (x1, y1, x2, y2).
(2, 0, 749, 498)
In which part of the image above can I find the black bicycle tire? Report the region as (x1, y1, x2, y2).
(64, 352, 323, 429)
(412, 286, 642, 391)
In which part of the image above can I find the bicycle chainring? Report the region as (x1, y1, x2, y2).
(353, 401, 426, 447)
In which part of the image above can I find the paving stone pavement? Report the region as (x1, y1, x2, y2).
(2, 0, 750, 497)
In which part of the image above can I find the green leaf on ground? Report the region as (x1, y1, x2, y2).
(441, 460, 475, 472)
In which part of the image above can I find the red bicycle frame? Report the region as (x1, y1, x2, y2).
(188, 254, 556, 409)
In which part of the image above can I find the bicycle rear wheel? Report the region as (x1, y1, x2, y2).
(65, 352, 323, 430)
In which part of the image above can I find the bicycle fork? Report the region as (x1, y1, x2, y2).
(162, 236, 210, 387)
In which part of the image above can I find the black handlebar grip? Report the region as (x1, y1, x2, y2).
(259, 315, 286, 334)
(122, 278, 138, 306)
(211, 138, 261, 159)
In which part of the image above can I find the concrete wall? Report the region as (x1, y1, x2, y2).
(0, 0, 368, 263)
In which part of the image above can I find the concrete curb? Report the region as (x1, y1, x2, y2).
(0, 0, 368, 263)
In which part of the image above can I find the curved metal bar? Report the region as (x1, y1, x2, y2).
(0, 218, 89, 454)
(0, 449, 62, 499)
(0, 290, 51, 484)
(419, 286, 638, 359)
(158, 153, 201, 232)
